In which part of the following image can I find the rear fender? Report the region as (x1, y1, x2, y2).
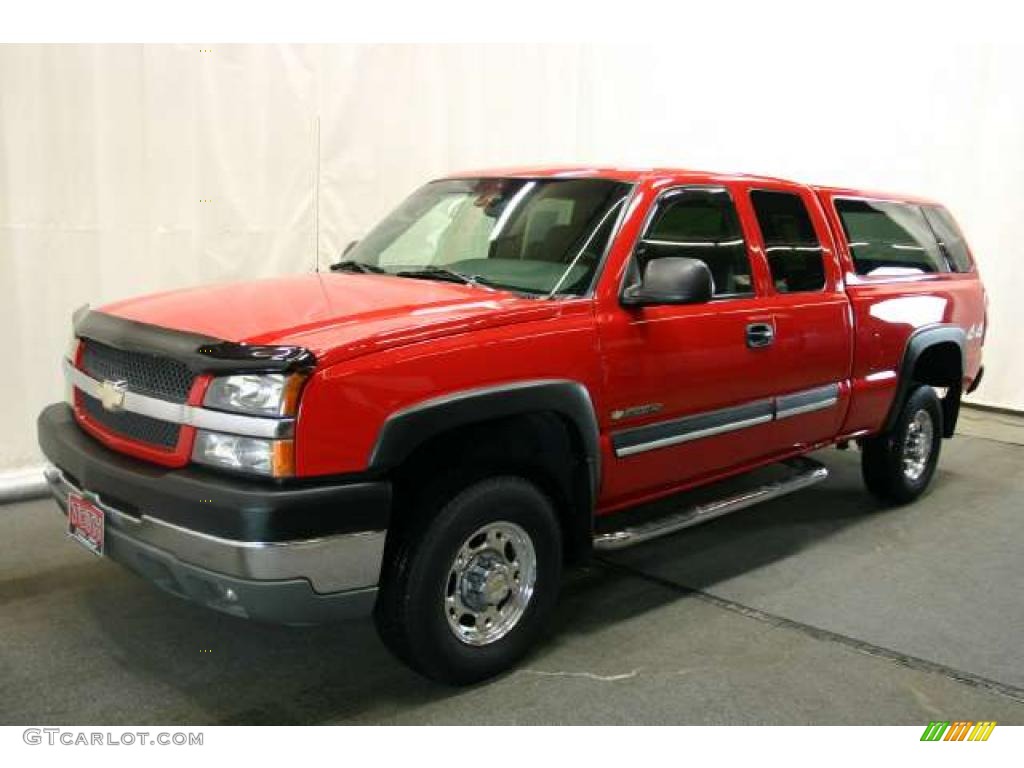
(885, 324, 966, 437)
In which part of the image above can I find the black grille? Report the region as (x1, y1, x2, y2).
(80, 391, 181, 449)
(81, 340, 195, 403)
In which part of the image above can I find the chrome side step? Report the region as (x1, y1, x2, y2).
(593, 457, 829, 551)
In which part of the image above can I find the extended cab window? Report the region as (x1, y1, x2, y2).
(923, 205, 973, 272)
(835, 199, 948, 277)
(750, 190, 825, 292)
(637, 188, 753, 297)
(345, 177, 631, 296)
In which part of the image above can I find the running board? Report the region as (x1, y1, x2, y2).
(593, 457, 829, 551)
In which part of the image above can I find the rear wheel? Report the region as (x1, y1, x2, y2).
(861, 384, 943, 503)
(374, 475, 562, 685)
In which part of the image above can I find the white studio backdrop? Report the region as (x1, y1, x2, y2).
(1, 42, 1021, 471)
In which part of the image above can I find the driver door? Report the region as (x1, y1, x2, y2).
(597, 184, 782, 507)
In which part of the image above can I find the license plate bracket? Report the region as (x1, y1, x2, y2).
(67, 492, 105, 556)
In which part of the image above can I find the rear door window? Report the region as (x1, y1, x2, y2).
(835, 199, 948, 276)
(923, 205, 973, 272)
(750, 190, 826, 292)
(638, 187, 753, 297)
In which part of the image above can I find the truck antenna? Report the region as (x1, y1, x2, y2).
(313, 115, 321, 273)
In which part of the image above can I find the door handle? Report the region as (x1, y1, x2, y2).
(746, 322, 774, 348)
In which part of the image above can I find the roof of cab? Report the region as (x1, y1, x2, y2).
(442, 164, 800, 186)
(811, 184, 941, 207)
(441, 165, 941, 206)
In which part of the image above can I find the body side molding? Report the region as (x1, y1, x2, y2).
(775, 383, 840, 420)
(612, 382, 843, 458)
(613, 400, 774, 457)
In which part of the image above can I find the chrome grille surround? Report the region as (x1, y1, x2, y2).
(64, 359, 295, 441)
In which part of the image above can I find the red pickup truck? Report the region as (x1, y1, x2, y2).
(38, 166, 986, 684)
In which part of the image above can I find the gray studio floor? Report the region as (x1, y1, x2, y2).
(2, 407, 1022, 725)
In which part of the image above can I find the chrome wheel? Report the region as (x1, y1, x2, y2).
(444, 521, 537, 646)
(902, 409, 934, 481)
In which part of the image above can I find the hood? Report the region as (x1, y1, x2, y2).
(100, 273, 566, 366)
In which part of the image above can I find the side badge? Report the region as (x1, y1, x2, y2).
(611, 403, 663, 421)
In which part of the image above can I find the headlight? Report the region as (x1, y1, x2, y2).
(203, 373, 305, 417)
(192, 431, 295, 477)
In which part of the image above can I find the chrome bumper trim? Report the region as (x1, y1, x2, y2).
(63, 359, 294, 439)
(44, 464, 384, 594)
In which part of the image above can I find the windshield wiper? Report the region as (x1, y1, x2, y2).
(329, 260, 386, 274)
(394, 267, 496, 289)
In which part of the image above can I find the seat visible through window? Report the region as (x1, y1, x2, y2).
(750, 190, 826, 293)
(835, 199, 948, 276)
(636, 187, 753, 297)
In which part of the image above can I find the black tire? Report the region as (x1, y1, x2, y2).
(861, 384, 943, 504)
(374, 476, 562, 685)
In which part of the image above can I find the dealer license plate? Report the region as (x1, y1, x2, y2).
(67, 492, 105, 556)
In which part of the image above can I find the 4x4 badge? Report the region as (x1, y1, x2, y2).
(99, 379, 128, 412)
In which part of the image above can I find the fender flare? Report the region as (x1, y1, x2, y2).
(884, 324, 966, 434)
(368, 379, 601, 500)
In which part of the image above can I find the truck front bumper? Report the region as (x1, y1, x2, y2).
(37, 404, 390, 625)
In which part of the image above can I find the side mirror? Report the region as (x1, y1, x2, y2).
(621, 257, 714, 306)
(342, 240, 358, 256)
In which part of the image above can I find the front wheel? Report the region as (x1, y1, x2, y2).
(374, 476, 562, 685)
(861, 384, 943, 504)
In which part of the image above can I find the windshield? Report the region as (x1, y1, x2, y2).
(342, 177, 631, 296)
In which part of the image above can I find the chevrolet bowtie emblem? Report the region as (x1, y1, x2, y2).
(99, 379, 128, 412)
